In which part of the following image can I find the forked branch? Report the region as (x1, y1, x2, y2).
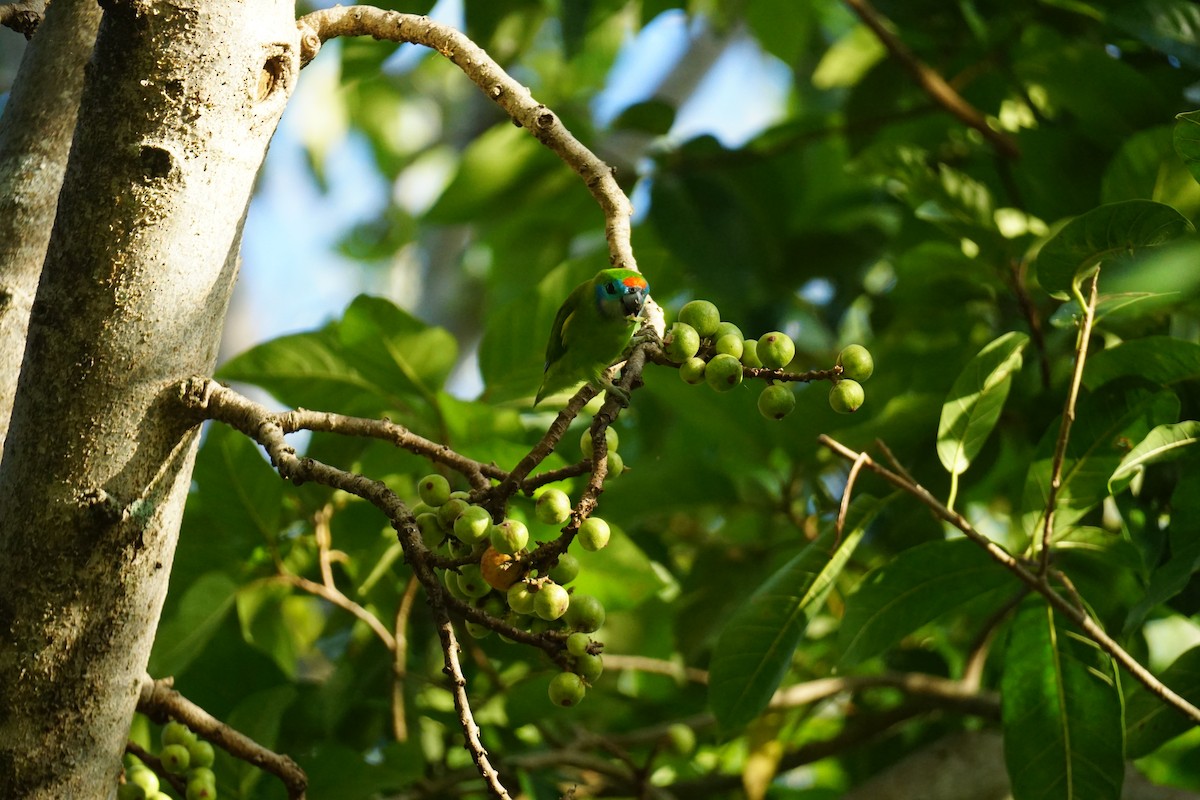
(295, 5, 638, 276)
(819, 434, 1200, 726)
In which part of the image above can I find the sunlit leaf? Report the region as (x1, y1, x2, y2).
(937, 331, 1028, 476)
(1001, 597, 1124, 800)
(1085, 336, 1200, 390)
(1048, 292, 1178, 329)
(1175, 110, 1200, 186)
(1112, 0, 1200, 68)
(1126, 645, 1200, 757)
(1034, 200, 1193, 299)
(1109, 420, 1200, 494)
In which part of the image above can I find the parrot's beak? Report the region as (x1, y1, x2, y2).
(621, 287, 648, 318)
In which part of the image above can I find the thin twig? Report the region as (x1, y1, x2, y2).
(1009, 258, 1051, 388)
(138, 675, 308, 799)
(276, 407, 502, 488)
(602, 655, 999, 717)
(836, 450, 869, 546)
(314, 504, 336, 587)
(295, 6, 638, 274)
(276, 573, 396, 651)
(1038, 269, 1100, 572)
(843, 0, 1019, 159)
(179, 377, 513, 799)
(392, 576, 420, 742)
(819, 434, 1200, 726)
(875, 438, 916, 484)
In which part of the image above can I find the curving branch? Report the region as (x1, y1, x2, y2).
(819, 434, 1200, 726)
(0, 0, 44, 38)
(274, 407, 504, 489)
(843, 0, 1019, 159)
(295, 5, 638, 275)
(179, 377, 514, 799)
(138, 675, 308, 799)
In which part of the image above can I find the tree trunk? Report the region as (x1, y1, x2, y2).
(0, 0, 101, 448)
(0, 1, 298, 796)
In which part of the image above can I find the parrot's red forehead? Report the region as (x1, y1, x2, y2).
(622, 274, 648, 289)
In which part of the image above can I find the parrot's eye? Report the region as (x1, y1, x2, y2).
(604, 282, 619, 295)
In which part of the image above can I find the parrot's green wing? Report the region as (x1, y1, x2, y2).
(543, 280, 589, 372)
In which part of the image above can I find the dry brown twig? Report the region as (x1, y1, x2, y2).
(175, 6, 674, 797)
(818, 434, 1200, 726)
(137, 675, 308, 799)
(843, 0, 1020, 159)
(179, 377, 512, 798)
(295, 5, 639, 276)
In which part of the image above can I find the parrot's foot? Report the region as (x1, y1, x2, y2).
(599, 377, 630, 407)
(631, 324, 660, 349)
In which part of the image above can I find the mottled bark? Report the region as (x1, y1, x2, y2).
(0, 1, 298, 797)
(0, 0, 101, 449)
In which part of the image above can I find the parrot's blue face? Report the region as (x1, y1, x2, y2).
(594, 273, 649, 320)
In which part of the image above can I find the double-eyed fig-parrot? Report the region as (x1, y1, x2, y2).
(535, 268, 650, 405)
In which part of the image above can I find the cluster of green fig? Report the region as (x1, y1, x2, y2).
(120, 721, 217, 800)
(413, 454, 615, 707)
(663, 300, 874, 416)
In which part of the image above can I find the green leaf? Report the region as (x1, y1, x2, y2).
(1048, 292, 1178, 330)
(237, 583, 329, 680)
(1175, 110, 1200, 186)
(337, 294, 457, 406)
(1034, 200, 1193, 299)
(225, 685, 298, 797)
(1001, 597, 1125, 800)
(425, 122, 556, 223)
(839, 538, 1019, 666)
(937, 332, 1029, 476)
(1020, 381, 1179, 541)
(1109, 420, 1200, 494)
(1126, 645, 1200, 757)
(219, 296, 455, 429)
(811, 25, 885, 89)
(217, 326, 375, 414)
(708, 496, 883, 731)
(478, 259, 594, 403)
(1112, 0, 1200, 68)
(569, 523, 671, 612)
(1085, 336, 1200, 390)
(610, 99, 675, 136)
(1125, 471, 1200, 631)
(148, 572, 238, 677)
(172, 424, 283, 593)
(744, 0, 815, 65)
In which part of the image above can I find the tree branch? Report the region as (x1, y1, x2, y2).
(392, 576, 420, 742)
(295, 6, 638, 274)
(179, 377, 514, 799)
(843, 0, 1020, 159)
(819, 434, 1200, 726)
(138, 675, 308, 799)
(0, 0, 44, 38)
(1039, 268, 1100, 571)
(275, 407, 504, 488)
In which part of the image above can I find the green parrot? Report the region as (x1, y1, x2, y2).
(535, 268, 650, 406)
